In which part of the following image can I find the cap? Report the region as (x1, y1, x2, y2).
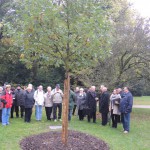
(56, 84, 60, 88)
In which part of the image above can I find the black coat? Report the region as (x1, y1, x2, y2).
(15, 89, 25, 106)
(99, 91, 109, 114)
(87, 91, 97, 113)
(24, 90, 35, 108)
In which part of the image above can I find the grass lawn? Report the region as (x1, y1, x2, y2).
(0, 108, 150, 150)
(133, 96, 150, 105)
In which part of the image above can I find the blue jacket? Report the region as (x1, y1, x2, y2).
(120, 92, 133, 113)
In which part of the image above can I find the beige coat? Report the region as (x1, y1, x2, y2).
(44, 92, 53, 107)
(110, 94, 121, 115)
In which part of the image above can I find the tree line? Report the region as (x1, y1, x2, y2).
(0, 0, 150, 95)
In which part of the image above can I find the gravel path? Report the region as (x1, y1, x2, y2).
(133, 105, 150, 109)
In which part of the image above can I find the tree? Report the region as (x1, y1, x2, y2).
(6, 0, 111, 145)
(77, 0, 150, 92)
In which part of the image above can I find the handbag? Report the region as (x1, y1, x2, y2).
(114, 98, 120, 105)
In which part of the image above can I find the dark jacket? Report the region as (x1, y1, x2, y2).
(99, 91, 109, 114)
(15, 89, 25, 106)
(120, 92, 133, 113)
(69, 90, 75, 110)
(77, 93, 87, 110)
(24, 90, 35, 108)
(11, 90, 16, 105)
(74, 91, 79, 105)
(87, 91, 97, 112)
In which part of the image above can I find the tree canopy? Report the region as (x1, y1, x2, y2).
(0, 0, 150, 95)
(6, 0, 111, 74)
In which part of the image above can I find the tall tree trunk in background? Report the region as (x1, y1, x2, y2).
(31, 60, 38, 83)
(62, 72, 70, 145)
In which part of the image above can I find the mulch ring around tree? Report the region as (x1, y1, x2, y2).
(20, 130, 109, 150)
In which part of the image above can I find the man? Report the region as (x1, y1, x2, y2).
(15, 85, 25, 118)
(34, 85, 45, 121)
(120, 87, 133, 134)
(72, 87, 79, 116)
(117, 88, 125, 99)
(99, 87, 109, 126)
(86, 86, 97, 123)
(51, 84, 63, 122)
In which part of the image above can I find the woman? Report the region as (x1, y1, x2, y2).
(77, 88, 87, 121)
(1, 85, 13, 126)
(44, 86, 53, 121)
(24, 86, 35, 123)
(110, 89, 121, 128)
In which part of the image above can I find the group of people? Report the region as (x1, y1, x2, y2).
(0, 83, 64, 125)
(72, 85, 133, 134)
(0, 82, 133, 134)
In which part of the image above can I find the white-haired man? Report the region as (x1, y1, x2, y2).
(86, 86, 97, 123)
(34, 85, 45, 121)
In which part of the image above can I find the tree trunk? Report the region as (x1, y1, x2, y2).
(62, 72, 70, 145)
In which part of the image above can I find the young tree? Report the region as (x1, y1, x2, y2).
(6, 0, 111, 145)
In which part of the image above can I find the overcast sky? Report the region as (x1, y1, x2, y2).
(129, 0, 150, 18)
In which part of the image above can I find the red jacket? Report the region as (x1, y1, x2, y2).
(1, 90, 13, 108)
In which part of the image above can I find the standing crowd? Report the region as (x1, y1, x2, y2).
(0, 82, 133, 134)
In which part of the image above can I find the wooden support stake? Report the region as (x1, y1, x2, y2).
(62, 73, 70, 145)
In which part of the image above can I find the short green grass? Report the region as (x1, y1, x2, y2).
(134, 96, 150, 105)
(0, 108, 150, 150)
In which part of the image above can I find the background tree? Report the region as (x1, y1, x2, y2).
(77, 0, 150, 95)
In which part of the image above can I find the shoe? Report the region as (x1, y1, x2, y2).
(59, 119, 62, 122)
(54, 119, 57, 122)
(124, 131, 128, 134)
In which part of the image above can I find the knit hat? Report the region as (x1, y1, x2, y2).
(56, 84, 60, 88)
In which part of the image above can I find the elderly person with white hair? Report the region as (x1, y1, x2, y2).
(77, 88, 87, 121)
(24, 86, 35, 123)
(34, 85, 45, 121)
(44, 86, 53, 121)
(86, 86, 97, 123)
